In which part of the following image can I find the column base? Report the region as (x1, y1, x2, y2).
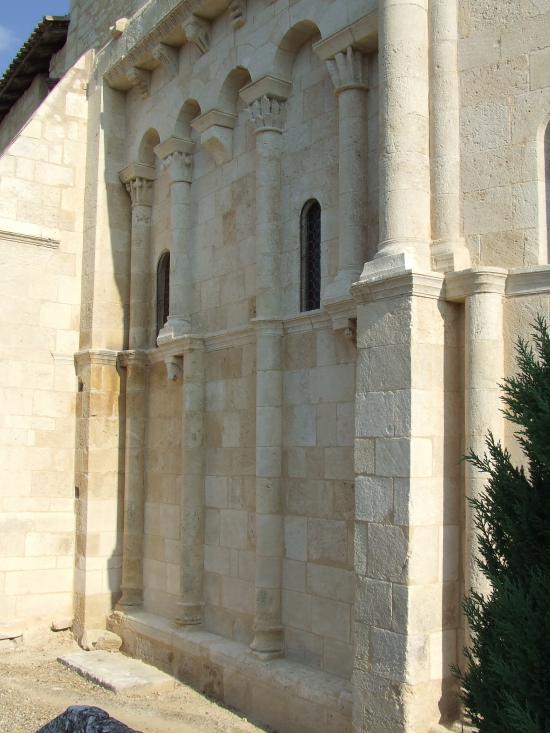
(250, 626, 284, 659)
(175, 601, 204, 627)
(362, 240, 431, 282)
(157, 316, 192, 345)
(117, 588, 143, 610)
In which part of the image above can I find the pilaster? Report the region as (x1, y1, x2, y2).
(117, 350, 149, 609)
(175, 337, 206, 626)
(73, 349, 122, 640)
(351, 270, 462, 732)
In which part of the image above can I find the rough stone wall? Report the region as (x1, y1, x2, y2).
(0, 54, 89, 627)
(459, 0, 550, 267)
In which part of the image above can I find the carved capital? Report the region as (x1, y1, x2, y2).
(248, 96, 286, 134)
(155, 137, 195, 183)
(326, 47, 368, 93)
(125, 177, 154, 207)
(127, 67, 151, 98)
(183, 16, 210, 54)
(229, 0, 247, 29)
(152, 42, 179, 77)
(120, 163, 155, 207)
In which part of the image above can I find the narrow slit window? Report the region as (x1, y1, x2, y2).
(156, 251, 170, 337)
(300, 199, 321, 312)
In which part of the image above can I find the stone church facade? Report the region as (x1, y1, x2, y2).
(0, 0, 549, 731)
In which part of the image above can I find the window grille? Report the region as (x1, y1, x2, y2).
(300, 200, 321, 312)
(156, 251, 170, 336)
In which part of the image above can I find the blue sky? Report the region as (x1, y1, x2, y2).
(0, 1, 69, 76)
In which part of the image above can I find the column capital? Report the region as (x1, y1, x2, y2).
(445, 267, 508, 303)
(155, 137, 194, 183)
(326, 46, 368, 93)
(117, 349, 149, 370)
(119, 162, 155, 207)
(248, 96, 286, 134)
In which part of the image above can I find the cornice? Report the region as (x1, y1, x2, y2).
(103, 0, 234, 92)
(0, 229, 59, 249)
(74, 349, 119, 371)
(506, 265, 550, 298)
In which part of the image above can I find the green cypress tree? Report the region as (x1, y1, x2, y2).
(458, 316, 550, 733)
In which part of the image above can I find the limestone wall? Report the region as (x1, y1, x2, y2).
(0, 54, 89, 628)
(459, 1, 550, 267)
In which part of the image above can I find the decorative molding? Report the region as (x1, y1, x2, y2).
(506, 265, 550, 298)
(326, 47, 368, 93)
(283, 309, 330, 335)
(321, 295, 358, 332)
(248, 96, 286, 133)
(229, 0, 247, 29)
(127, 67, 151, 98)
(0, 229, 59, 249)
(74, 349, 119, 375)
(352, 271, 445, 304)
(117, 350, 149, 370)
(313, 11, 378, 60)
(151, 42, 180, 76)
(183, 16, 210, 54)
(240, 75, 291, 105)
(445, 267, 508, 302)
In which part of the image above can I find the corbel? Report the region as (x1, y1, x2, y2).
(127, 67, 151, 99)
(183, 16, 211, 55)
(229, 0, 247, 29)
(164, 355, 183, 382)
(151, 43, 180, 77)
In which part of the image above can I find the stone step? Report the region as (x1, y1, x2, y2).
(58, 651, 176, 694)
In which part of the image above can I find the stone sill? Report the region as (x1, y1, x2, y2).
(108, 609, 352, 733)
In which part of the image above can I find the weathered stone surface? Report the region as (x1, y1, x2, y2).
(51, 618, 73, 632)
(35, 705, 139, 732)
(58, 651, 176, 694)
(80, 630, 122, 652)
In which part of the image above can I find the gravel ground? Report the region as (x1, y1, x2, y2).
(0, 632, 269, 733)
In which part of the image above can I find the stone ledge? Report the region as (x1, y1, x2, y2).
(108, 609, 352, 733)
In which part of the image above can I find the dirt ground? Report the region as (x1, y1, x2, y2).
(0, 632, 269, 733)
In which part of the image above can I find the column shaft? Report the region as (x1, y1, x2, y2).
(376, 0, 431, 269)
(118, 352, 148, 608)
(430, 0, 470, 272)
(249, 97, 285, 656)
(169, 179, 193, 332)
(155, 140, 195, 341)
(464, 288, 505, 599)
(325, 48, 369, 299)
(176, 343, 206, 625)
(129, 198, 153, 349)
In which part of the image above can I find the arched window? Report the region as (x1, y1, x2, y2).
(300, 199, 321, 312)
(156, 252, 170, 337)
